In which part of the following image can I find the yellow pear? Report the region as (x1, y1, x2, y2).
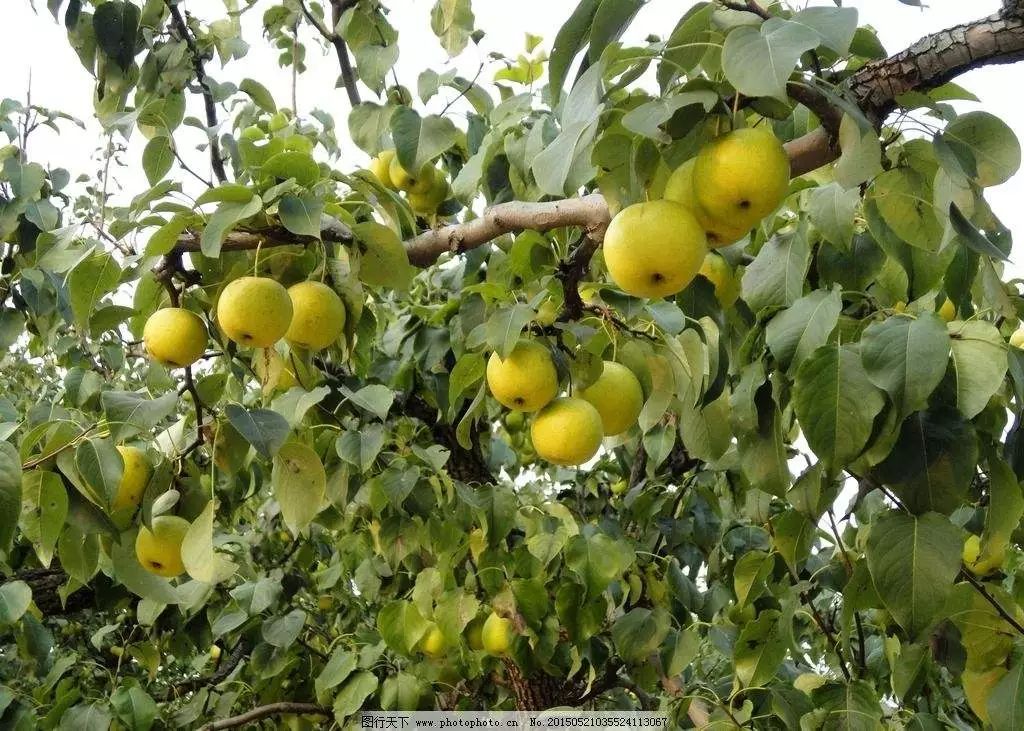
(369, 149, 397, 188)
(693, 127, 791, 228)
(388, 156, 436, 194)
(420, 624, 446, 658)
(407, 178, 450, 215)
(481, 612, 513, 656)
(699, 253, 740, 307)
(112, 445, 151, 515)
(579, 361, 644, 436)
(963, 667, 1007, 725)
(963, 534, 1006, 576)
(285, 280, 346, 351)
(486, 340, 558, 412)
(217, 276, 293, 348)
(664, 159, 750, 248)
(466, 616, 486, 651)
(603, 200, 707, 298)
(143, 307, 208, 368)
(1010, 328, 1024, 348)
(135, 515, 191, 578)
(531, 397, 604, 466)
(938, 299, 956, 322)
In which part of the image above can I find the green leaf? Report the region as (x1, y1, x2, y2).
(764, 287, 842, 372)
(989, 662, 1024, 731)
(262, 151, 321, 187)
(351, 221, 415, 291)
(620, 91, 717, 144)
(377, 600, 430, 655)
(110, 684, 157, 731)
(722, 18, 820, 99)
(272, 442, 326, 536)
(949, 202, 1010, 261)
(835, 114, 883, 188)
(588, 0, 644, 63)
(333, 671, 379, 721)
(809, 681, 884, 731)
(142, 137, 173, 186)
(75, 437, 123, 507)
(790, 6, 858, 54)
(948, 320, 1007, 419)
(240, 78, 277, 113)
(657, 4, 715, 90)
(870, 168, 943, 251)
(734, 550, 772, 607)
(110, 532, 181, 604)
(69, 252, 121, 330)
(197, 184, 256, 205)
(60, 702, 114, 731)
(979, 456, 1024, 564)
(225, 404, 291, 459)
(181, 501, 236, 585)
(531, 119, 598, 197)
(0, 442, 21, 553)
(485, 304, 534, 359)
(430, 0, 475, 56)
(342, 384, 394, 421)
(612, 607, 671, 663)
(565, 533, 635, 598)
(315, 648, 357, 703)
(734, 610, 788, 687)
(806, 183, 859, 248)
(944, 111, 1021, 187)
(20, 470, 68, 567)
(263, 608, 306, 647)
(93, 0, 140, 70)
(390, 107, 458, 172)
(200, 195, 262, 258)
(741, 230, 811, 312)
(860, 313, 950, 415)
(347, 102, 396, 155)
(0, 581, 31, 624)
(336, 425, 386, 472)
(865, 511, 962, 638)
(102, 390, 178, 444)
(278, 194, 323, 239)
(794, 344, 884, 470)
(144, 213, 191, 257)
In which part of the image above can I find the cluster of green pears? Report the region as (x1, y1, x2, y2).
(420, 611, 514, 659)
(368, 149, 450, 216)
(143, 277, 347, 370)
(603, 126, 790, 299)
(486, 340, 644, 467)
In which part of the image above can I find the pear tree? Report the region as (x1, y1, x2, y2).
(3, 0, 1024, 728)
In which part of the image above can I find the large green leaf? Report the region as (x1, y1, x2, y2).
(870, 168, 944, 251)
(351, 221, 415, 291)
(722, 18, 820, 99)
(0, 442, 21, 553)
(224, 405, 291, 459)
(429, 0, 475, 56)
(0, 581, 31, 624)
(548, 0, 602, 105)
(200, 195, 262, 258)
(93, 0, 140, 70)
(141, 137, 173, 186)
(944, 111, 1021, 187)
(734, 610, 788, 687)
(865, 511, 962, 638)
(806, 183, 859, 248)
(102, 390, 178, 444)
(75, 437, 123, 507)
(809, 682, 884, 731)
(790, 6, 858, 54)
(68, 252, 121, 330)
(181, 501, 236, 585)
(377, 600, 431, 655)
(272, 442, 326, 536)
(564, 532, 635, 598)
(390, 107, 458, 172)
(20, 470, 68, 567)
(333, 671, 379, 721)
(860, 313, 950, 415)
(764, 287, 842, 372)
(612, 607, 671, 663)
(741, 230, 811, 312)
(989, 662, 1024, 731)
(794, 344, 884, 470)
(278, 194, 323, 239)
(948, 320, 1007, 419)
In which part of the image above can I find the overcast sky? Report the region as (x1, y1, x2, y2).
(3, 0, 1021, 272)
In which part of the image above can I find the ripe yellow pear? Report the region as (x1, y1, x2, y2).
(963, 667, 1007, 725)
(963, 534, 1006, 576)
(217, 276, 293, 348)
(465, 616, 485, 651)
(579, 361, 644, 436)
(407, 178, 450, 215)
(388, 157, 435, 194)
(112, 445, 150, 515)
(1010, 328, 1024, 348)
(699, 253, 740, 307)
(603, 200, 707, 298)
(135, 515, 191, 578)
(143, 307, 208, 368)
(420, 624, 446, 658)
(486, 340, 558, 412)
(481, 612, 513, 656)
(664, 159, 750, 248)
(285, 281, 346, 351)
(938, 299, 956, 322)
(369, 149, 397, 188)
(693, 127, 791, 228)
(531, 397, 604, 466)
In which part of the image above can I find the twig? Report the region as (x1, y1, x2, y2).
(826, 508, 868, 675)
(556, 234, 600, 321)
(959, 569, 1024, 637)
(165, 1, 228, 183)
(171, 145, 213, 188)
(173, 641, 248, 696)
(199, 702, 331, 731)
(329, 0, 361, 107)
(441, 63, 485, 115)
(720, 1, 770, 20)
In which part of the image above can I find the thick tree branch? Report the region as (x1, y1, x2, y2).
(199, 702, 330, 730)
(165, 1, 228, 184)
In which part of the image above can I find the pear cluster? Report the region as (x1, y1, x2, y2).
(142, 277, 347, 370)
(369, 149, 450, 216)
(420, 610, 515, 659)
(485, 340, 644, 467)
(604, 127, 790, 299)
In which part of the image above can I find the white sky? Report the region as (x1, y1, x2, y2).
(2, 0, 1021, 274)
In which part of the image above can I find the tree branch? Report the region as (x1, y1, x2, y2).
(165, 1, 228, 183)
(959, 569, 1024, 637)
(199, 702, 330, 731)
(329, 0, 361, 107)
